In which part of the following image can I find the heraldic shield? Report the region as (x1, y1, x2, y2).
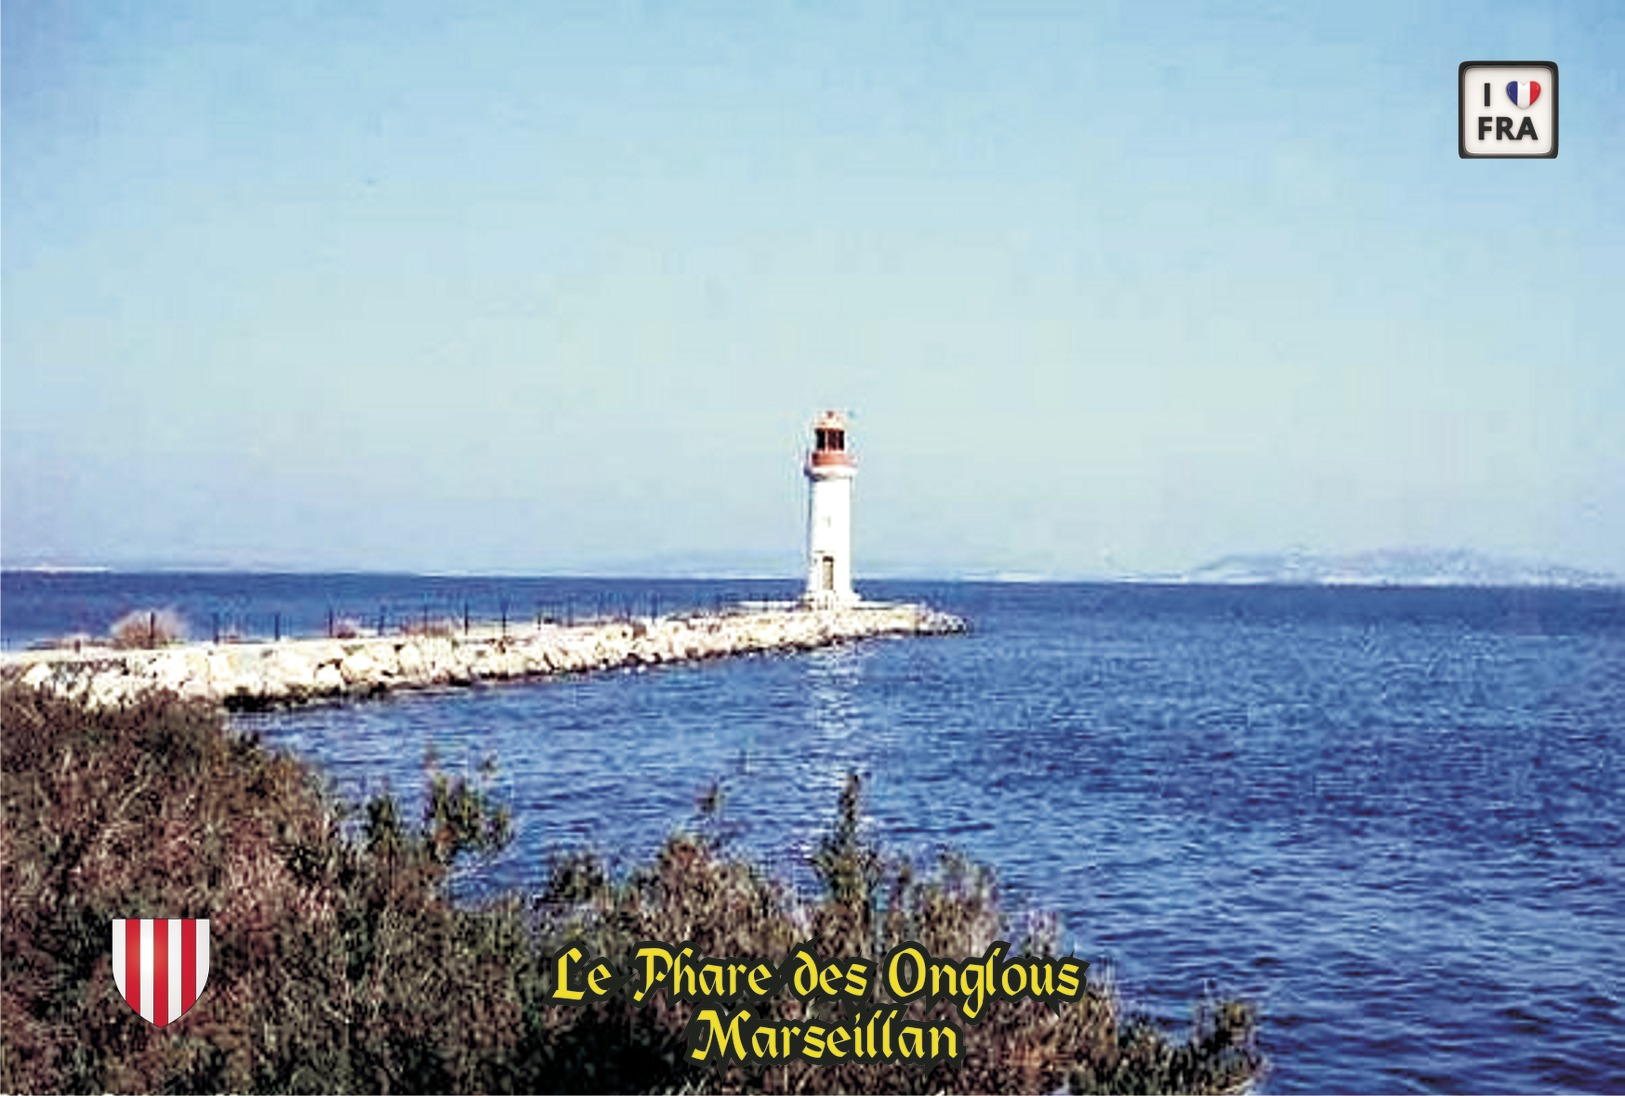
(112, 919, 210, 1026)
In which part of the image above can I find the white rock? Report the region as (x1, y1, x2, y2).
(87, 672, 131, 710)
(149, 651, 191, 692)
(180, 677, 215, 701)
(339, 650, 377, 684)
(313, 665, 345, 693)
(308, 643, 347, 666)
(207, 652, 235, 690)
(230, 667, 265, 698)
(271, 650, 316, 692)
(397, 644, 423, 674)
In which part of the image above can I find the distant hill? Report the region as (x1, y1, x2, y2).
(1173, 549, 1619, 589)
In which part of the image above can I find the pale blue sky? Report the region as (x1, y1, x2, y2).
(4, 1, 1621, 577)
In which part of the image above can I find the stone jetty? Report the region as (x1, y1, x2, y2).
(1, 603, 966, 711)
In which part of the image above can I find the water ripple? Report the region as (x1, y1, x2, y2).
(235, 582, 1625, 1093)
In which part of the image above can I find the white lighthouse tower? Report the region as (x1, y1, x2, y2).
(803, 410, 858, 607)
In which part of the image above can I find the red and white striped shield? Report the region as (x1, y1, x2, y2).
(111, 918, 210, 1026)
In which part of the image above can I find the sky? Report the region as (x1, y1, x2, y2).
(3, 0, 1621, 578)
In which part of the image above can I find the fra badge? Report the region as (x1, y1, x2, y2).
(1459, 62, 1558, 158)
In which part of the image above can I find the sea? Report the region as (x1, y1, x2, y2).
(4, 571, 1622, 1094)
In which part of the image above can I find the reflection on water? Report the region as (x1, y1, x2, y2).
(805, 643, 865, 745)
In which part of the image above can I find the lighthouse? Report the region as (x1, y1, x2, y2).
(803, 410, 858, 607)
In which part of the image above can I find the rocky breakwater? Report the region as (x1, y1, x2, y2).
(2, 604, 966, 711)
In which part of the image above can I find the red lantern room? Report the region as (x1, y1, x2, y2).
(807, 410, 855, 471)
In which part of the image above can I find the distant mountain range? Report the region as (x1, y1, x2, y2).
(1168, 549, 1619, 589)
(6, 549, 1618, 589)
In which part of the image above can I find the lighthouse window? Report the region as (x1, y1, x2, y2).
(831, 431, 844, 450)
(815, 429, 827, 449)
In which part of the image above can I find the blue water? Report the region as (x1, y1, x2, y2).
(0, 571, 805, 649)
(5, 573, 1623, 1093)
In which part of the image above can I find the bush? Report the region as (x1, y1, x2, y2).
(0, 684, 1263, 1094)
(526, 775, 1263, 1094)
(109, 608, 187, 649)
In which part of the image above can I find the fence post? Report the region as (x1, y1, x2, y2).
(328, 607, 335, 638)
(464, 601, 470, 637)
(500, 598, 508, 639)
(149, 611, 157, 648)
(213, 612, 221, 645)
(274, 613, 281, 642)
(378, 606, 386, 636)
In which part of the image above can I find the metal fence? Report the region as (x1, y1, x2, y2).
(8, 588, 810, 652)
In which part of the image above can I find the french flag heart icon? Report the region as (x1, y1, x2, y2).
(1506, 80, 1541, 108)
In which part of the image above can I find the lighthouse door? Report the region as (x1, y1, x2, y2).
(820, 556, 835, 591)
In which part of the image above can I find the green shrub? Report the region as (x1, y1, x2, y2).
(109, 608, 187, 649)
(0, 684, 1263, 1093)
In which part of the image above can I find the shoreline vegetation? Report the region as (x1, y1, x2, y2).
(2, 602, 967, 712)
(1, 683, 1264, 1093)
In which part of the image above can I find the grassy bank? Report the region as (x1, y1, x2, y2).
(1, 684, 1263, 1093)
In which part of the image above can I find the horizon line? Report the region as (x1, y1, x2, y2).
(2, 565, 1619, 592)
